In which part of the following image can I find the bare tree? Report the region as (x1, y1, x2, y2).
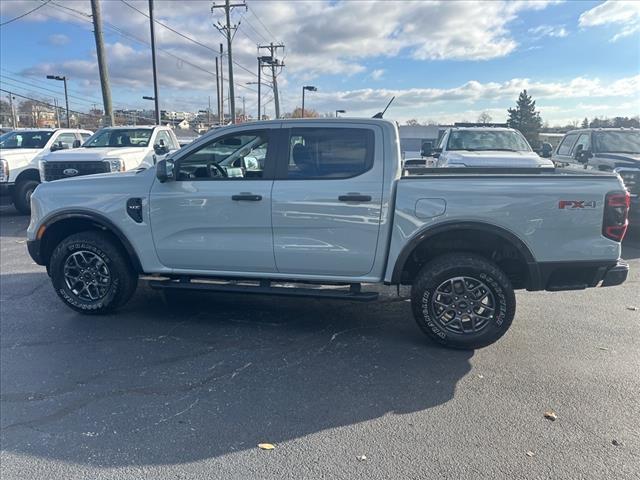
(477, 111, 492, 124)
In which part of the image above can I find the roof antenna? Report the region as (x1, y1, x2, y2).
(372, 96, 395, 119)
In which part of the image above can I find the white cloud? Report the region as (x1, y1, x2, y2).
(528, 25, 568, 38)
(579, 0, 640, 41)
(47, 33, 70, 46)
(370, 69, 385, 81)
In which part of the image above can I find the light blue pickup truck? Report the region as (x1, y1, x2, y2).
(27, 119, 631, 349)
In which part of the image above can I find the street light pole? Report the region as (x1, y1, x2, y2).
(301, 85, 317, 118)
(46, 75, 70, 127)
(62, 76, 70, 127)
(148, 0, 160, 124)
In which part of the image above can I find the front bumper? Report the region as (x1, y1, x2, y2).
(27, 239, 44, 265)
(601, 261, 629, 287)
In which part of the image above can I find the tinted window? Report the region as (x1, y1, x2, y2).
(557, 133, 579, 155)
(593, 131, 640, 154)
(0, 131, 53, 149)
(286, 128, 374, 179)
(84, 128, 152, 148)
(176, 131, 269, 180)
(446, 130, 531, 152)
(80, 133, 92, 142)
(572, 133, 591, 154)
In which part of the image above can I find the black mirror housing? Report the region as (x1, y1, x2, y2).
(540, 142, 553, 158)
(154, 144, 169, 155)
(72, 139, 81, 148)
(156, 159, 175, 182)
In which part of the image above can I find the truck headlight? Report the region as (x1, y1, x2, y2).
(38, 160, 46, 181)
(104, 158, 125, 172)
(0, 159, 8, 182)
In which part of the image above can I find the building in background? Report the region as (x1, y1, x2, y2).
(398, 125, 449, 159)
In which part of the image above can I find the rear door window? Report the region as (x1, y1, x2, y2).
(285, 127, 374, 179)
(557, 133, 579, 156)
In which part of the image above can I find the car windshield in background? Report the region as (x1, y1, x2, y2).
(83, 129, 152, 148)
(0, 131, 54, 149)
(594, 131, 640, 154)
(447, 131, 531, 152)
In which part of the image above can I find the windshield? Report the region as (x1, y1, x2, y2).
(593, 131, 640, 154)
(447, 130, 531, 152)
(0, 131, 54, 149)
(83, 128, 152, 148)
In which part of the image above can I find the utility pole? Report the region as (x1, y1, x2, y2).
(54, 98, 60, 127)
(148, 0, 160, 124)
(219, 43, 224, 123)
(212, 0, 246, 124)
(7, 93, 17, 128)
(215, 57, 220, 125)
(258, 43, 284, 118)
(90, 0, 114, 126)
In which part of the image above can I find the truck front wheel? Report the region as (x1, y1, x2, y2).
(49, 232, 138, 314)
(411, 253, 515, 349)
(13, 179, 39, 214)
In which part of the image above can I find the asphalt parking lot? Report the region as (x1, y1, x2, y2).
(1, 205, 638, 480)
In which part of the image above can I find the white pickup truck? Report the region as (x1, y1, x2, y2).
(39, 125, 180, 183)
(0, 128, 93, 213)
(422, 127, 553, 168)
(27, 119, 630, 349)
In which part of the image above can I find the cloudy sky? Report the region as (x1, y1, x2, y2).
(0, 0, 639, 125)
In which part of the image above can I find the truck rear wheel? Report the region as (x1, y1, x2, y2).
(411, 253, 515, 349)
(49, 231, 138, 314)
(13, 179, 39, 215)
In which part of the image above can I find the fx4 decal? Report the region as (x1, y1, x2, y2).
(558, 200, 596, 209)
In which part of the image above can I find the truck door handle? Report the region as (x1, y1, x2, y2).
(338, 194, 372, 202)
(232, 194, 262, 201)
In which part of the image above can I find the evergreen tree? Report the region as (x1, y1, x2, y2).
(506, 90, 543, 148)
(581, 117, 589, 128)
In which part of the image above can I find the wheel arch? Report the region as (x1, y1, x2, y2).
(37, 211, 143, 273)
(390, 221, 538, 289)
(14, 167, 41, 184)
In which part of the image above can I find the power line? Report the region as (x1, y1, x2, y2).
(248, 9, 279, 43)
(0, 0, 52, 27)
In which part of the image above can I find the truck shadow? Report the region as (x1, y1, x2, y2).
(0, 274, 472, 467)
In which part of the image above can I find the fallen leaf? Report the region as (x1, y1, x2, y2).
(258, 443, 275, 450)
(477, 374, 484, 379)
(357, 455, 367, 461)
(612, 439, 623, 447)
(597, 347, 609, 351)
(543, 411, 557, 421)
(525, 451, 535, 457)
(627, 306, 638, 311)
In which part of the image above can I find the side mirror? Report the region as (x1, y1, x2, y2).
(156, 159, 175, 183)
(154, 144, 169, 155)
(574, 145, 591, 163)
(540, 142, 553, 158)
(421, 142, 433, 157)
(50, 142, 62, 152)
(72, 139, 81, 148)
(432, 147, 442, 159)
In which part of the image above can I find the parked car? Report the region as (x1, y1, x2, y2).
(424, 127, 553, 168)
(39, 125, 180, 182)
(552, 128, 639, 229)
(0, 128, 93, 213)
(27, 119, 629, 349)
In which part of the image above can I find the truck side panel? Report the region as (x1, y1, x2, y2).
(384, 174, 624, 283)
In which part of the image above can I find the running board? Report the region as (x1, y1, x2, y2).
(148, 280, 379, 302)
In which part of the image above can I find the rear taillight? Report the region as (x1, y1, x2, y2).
(602, 191, 630, 242)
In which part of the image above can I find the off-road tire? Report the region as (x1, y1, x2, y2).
(411, 252, 516, 349)
(13, 179, 39, 214)
(50, 231, 138, 314)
